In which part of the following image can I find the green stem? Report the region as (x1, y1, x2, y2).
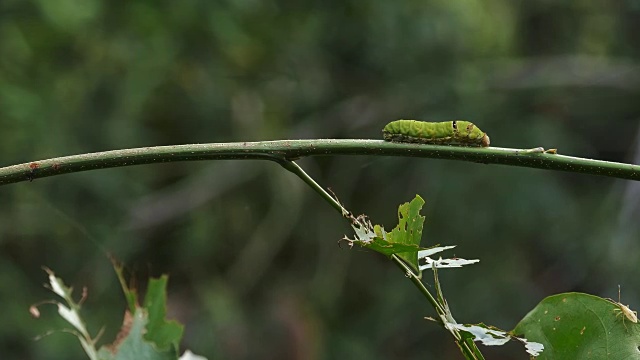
(276, 159, 346, 214)
(390, 254, 446, 320)
(1, 140, 639, 186)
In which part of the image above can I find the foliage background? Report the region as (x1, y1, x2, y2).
(1, 1, 640, 359)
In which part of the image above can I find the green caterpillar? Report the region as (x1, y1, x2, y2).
(382, 120, 490, 147)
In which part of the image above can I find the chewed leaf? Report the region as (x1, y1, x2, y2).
(447, 324, 510, 346)
(48, 272, 68, 298)
(419, 257, 480, 270)
(35, 268, 99, 360)
(521, 339, 545, 357)
(143, 276, 184, 351)
(342, 214, 378, 245)
(343, 195, 427, 272)
(418, 245, 456, 258)
(387, 195, 426, 272)
(341, 221, 424, 256)
(418, 246, 479, 270)
(35, 266, 188, 360)
(43, 268, 92, 339)
(97, 309, 176, 360)
(448, 323, 543, 357)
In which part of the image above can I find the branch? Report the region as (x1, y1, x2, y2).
(1, 140, 639, 186)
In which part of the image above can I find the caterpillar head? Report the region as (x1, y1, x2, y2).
(454, 121, 490, 147)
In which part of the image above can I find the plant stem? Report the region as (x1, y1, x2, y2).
(276, 159, 346, 214)
(1, 140, 639, 186)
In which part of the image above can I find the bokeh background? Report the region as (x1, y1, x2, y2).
(2, 1, 640, 359)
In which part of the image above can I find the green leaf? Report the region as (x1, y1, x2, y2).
(387, 195, 426, 272)
(354, 224, 424, 256)
(357, 237, 425, 257)
(97, 309, 176, 360)
(143, 276, 184, 352)
(343, 195, 427, 273)
(513, 292, 640, 359)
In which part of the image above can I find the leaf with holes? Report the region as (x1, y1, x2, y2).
(343, 195, 428, 273)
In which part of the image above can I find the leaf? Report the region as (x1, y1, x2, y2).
(112, 261, 184, 352)
(38, 268, 99, 360)
(448, 323, 509, 346)
(45, 268, 92, 337)
(36, 267, 190, 360)
(98, 309, 176, 360)
(513, 292, 640, 359)
(418, 245, 457, 258)
(420, 258, 480, 269)
(418, 245, 480, 270)
(447, 323, 543, 357)
(342, 195, 428, 273)
(420, 257, 480, 270)
(143, 276, 184, 352)
(358, 227, 425, 256)
(388, 195, 426, 272)
(47, 269, 69, 299)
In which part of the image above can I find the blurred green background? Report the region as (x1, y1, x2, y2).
(1, 1, 640, 359)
